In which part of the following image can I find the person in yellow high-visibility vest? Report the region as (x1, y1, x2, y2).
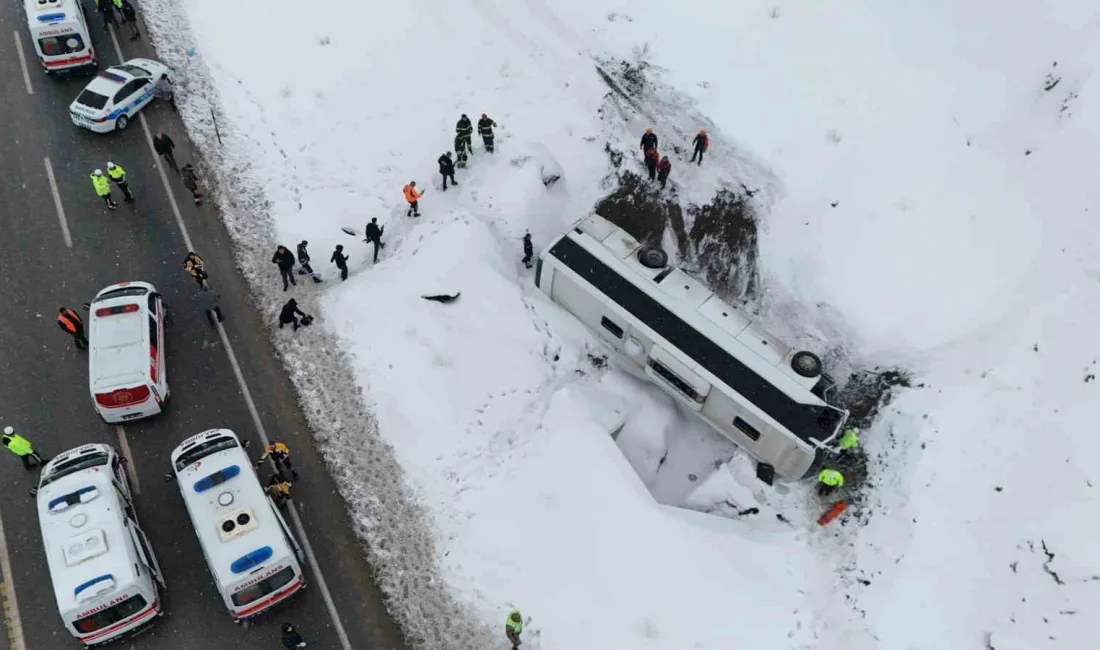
(91, 169, 117, 210)
(817, 468, 844, 497)
(2, 427, 46, 470)
(838, 427, 860, 452)
(505, 608, 523, 649)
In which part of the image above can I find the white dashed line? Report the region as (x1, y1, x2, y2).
(115, 426, 140, 494)
(12, 31, 34, 96)
(0, 507, 27, 650)
(43, 157, 72, 248)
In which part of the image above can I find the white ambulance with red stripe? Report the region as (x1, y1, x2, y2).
(169, 429, 306, 622)
(37, 444, 165, 647)
(87, 282, 170, 424)
(23, 0, 97, 74)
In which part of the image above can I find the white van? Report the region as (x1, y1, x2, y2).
(88, 282, 169, 424)
(37, 444, 165, 648)
(169, 429, 306, 622)
(23, 0, 97, 74)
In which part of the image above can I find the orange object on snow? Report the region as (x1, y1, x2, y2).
(817, 500, 847, 526)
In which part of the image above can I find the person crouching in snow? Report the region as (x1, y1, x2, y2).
(438, 152, 457, 191)
(657, 155, 672, 189)
(278, 298, 309, 331)
(403, 181, 423, 217)
(643, 147, 659, 181)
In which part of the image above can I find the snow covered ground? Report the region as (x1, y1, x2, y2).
(140, 0, 1100, 648)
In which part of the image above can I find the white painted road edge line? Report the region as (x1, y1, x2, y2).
(43, 157, 73, 248)
(115, 426, 140, 494)
(12, 31, 33, 96)
(214, 322, 353, 650)
(0, 507, 27, 650)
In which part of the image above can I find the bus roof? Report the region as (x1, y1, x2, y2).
(36, 445, 140, 615)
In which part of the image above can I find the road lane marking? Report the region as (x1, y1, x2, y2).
(115, 425, 140, 494)
(0, 508, 27, 650)
(214, 321, 353, 650)
(43, 157, 73, 248)
(107, 32, 353, 648)
(12, 32, 33, 96)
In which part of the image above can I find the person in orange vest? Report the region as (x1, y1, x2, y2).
(57, 307, 88, 349)
(403, 181, 423, 217)
(643, 147, 659, 181)
(656, 156, 672, 189)
(690, 129, 709, 165)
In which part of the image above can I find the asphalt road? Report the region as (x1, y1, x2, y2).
(0, 7, 407, 650)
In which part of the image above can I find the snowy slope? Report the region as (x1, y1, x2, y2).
(139, 0, 1100, 648)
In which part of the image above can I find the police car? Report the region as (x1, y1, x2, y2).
(69, 58, 169, 133)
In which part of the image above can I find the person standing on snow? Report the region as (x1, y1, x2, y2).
(403, 181, 423, 217)
(690, 129, 709, 165)
(505, 609, 523, 650)
(184, 251, 208, 289)
(836, 427, 860, 456)
(330, 244, 349, 281)
(521, 232, 534, 269)
(364, 218, 385, 263)
(296, 241, 322, 283)
(656, 155, 672, 189)
(455, 114, 474, 154)
(153, 132, 178, 172)
(438, 151, 457, 191)
(278, 298, 309, 331)
(640, 127, 658, 155)
(105, 162, 134, 202)
(643, 147, 659, 181)
(477, 113, 497, 153)
(90, 169, 117, 210)
(454, 136, 469, 169)
(272, 245, 297, 291)
(57, 307, 89, 350)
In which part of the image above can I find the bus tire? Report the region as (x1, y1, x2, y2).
(637, 246, 668, 269)
(791, 351, 823, 378)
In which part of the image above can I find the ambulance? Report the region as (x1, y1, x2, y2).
(37, 444, 165, 647)
(169, 429, 306, 622)
(23, 0, 97, 74)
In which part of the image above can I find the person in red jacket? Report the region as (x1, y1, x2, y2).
(643, 147, 659, 181)
(657, 156, 672, 189)
(690, 129, 709, 165)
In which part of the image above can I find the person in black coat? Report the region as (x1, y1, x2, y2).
(278, 299, 307, 331)
(455, 114, 473, 154)
(153, 133, 178, 172)
(272, 245, 297, 291)
(296, 241, 321, 282)
(438, 152, 457, 191)
(120, 0, 139, 40)
(281, 622, 307, 649)
(477, 113, 497, 152)
(640, 128, 657, 154)
(97, 0, 117, 31)
(364, 218, 385, 263)
(330, 245, 349, 281)
(522, 232, 534, 269)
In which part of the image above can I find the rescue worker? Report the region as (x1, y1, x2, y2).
(817, 468, 844, 497)
(521, 232, 534, 269)
(91, 169, 117, 210)
(643, 147, 659, 181)
(837, 427, 860, 454)
(454, 136, 469, 169)
(110, 0, 126, 22)
(153, 132, 178, 172)
(656, 155, 672, 189)
(455, 114, 474, 154)
(403, 181, 423, 217)
(184, 251, 208, 289)
(258, 440, 299, 480)
(2, 427, 46, 470)
(272, 245, 297, 291)
(106, 162, 134, 202)
(267, 474, 292, 507)
(57, 307, 88, 350)
(97, 0, 118, 32)
(278, 298, 308, 331)
(281, 623, 307, 649)
(120, 0, 139, 40)
(640, 127, 658, 154)
(438, 151, 457, 191)
(690, 129, 709, 165)
(477, 113, 497, 153)
(364, 218, 385, 263)
(296, 241, 322, 283)
(181, 163, 201, 204)
(505, 608, 523, 649)
(330, 245, 349, 281)
(194, 288, 223, 326)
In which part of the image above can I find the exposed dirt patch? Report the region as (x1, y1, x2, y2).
(686, 190, 760, 301)
(595, 169, 687, 256)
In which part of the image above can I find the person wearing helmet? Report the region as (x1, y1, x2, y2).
(90, 169, 118, 209)
(105, 161, 134, 202)
(477, 113, 497, 153)
(455, 113, 473, 155)
(438, 151, 457, 191)
(505, 608, 523, 649)
(2, 426, 47, 470)
(640, 127, 658, 155)
(691, 129, 709, 165)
